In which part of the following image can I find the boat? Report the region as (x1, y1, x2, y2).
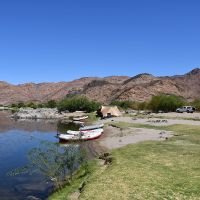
(58, 128, 103, 141)
(79, 123, 104, 131)
(73, 116, 88, 121)
(73, 121, 84, 125)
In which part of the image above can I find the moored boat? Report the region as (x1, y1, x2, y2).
(73, 115, 88, 121)
(79, 123, 104, 131)
(58, 128, 103, 141)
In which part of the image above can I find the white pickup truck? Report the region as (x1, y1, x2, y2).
(176, 106, 196, 113)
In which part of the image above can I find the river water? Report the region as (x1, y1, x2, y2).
(0, 111, 92, 200)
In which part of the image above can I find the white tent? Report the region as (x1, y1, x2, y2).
(100, 106, 121, 117)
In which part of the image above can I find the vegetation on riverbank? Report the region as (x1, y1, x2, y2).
(77, 123, 200, 200)
(57, 96, 100, 113)
(50, 122, 200, 200)
(49, 160, 100, 200)
(111, 94, 185, 112)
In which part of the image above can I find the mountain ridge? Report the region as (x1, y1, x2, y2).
(0, 68, 200, 105)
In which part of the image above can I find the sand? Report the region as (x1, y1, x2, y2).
(98, 113, 200, 150)
(101, 116, 200, 126)
(99, 125, 173, 150)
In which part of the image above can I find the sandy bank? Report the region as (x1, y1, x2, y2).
(101, 116, 200, 126)
(98, 125, 173, 150)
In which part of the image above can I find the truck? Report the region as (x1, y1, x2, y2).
(176, 106, 196, 113)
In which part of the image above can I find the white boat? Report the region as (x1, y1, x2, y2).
(73, 121, 85, 125)
(73, 116, 88, 121)
(59, 128, 103, 141)
(79, 123, 104, 131)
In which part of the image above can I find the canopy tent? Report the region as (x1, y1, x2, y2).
(99, 106, 121, 118)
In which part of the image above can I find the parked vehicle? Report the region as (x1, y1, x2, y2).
(58, 128, 103, 141)
(176, 106, 196, 113)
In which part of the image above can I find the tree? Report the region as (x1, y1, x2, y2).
(46, 100, 57, 108)
(17, 102, 25, 108)
(26, 102, 37, 109)
(111, 100, 135, 109)
(8, 141, 85, 189)
(57, 96, 100, 113)
(148, 94, 185, 112)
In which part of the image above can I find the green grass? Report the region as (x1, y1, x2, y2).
(48, 160, 100, 200)
(123, 113, 200, 121)
(85, 112, 99, 124)
(79, 123, 200, 200)
(50, 122, 200, 200)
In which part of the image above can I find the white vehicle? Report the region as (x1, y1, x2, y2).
(176, 106, 196, 113)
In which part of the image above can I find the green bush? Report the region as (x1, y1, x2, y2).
(191, 99, 200, 111)
(136, 101, 148, 110)
(17, 102, 25, 108)
(26, 102, 37, 109)
(111, 100, 135, 109)
(57, 96, 101, 113)
(148, 94, 185, 112)
(46, 100, 57, 108)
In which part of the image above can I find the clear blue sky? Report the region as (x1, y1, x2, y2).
(0, 0, 200, 84)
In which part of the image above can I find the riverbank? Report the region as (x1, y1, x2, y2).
(11, 108, 86, 120)
(49, 116, 200, 200)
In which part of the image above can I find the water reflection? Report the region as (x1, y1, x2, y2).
(0, 111, 90, 200)
(57, 121, 80, 134)
(9, 141, 85, 189)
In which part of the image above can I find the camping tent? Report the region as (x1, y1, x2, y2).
(99, 106, 121, 118)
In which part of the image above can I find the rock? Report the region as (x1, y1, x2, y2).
(12, 108, 87, 120)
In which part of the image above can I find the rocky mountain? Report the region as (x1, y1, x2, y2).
(0, 69, 200, 105)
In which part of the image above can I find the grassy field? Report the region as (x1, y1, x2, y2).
(49, 123, 200, 200)
(49, 160, 100, 200)
(123, 113, 200, 121)
(79, 124, 200, 200)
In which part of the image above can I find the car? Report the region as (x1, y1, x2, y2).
(176, 106, 196, 113)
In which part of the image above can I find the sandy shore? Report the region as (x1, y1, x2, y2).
(101, 116, 200, 126)
(98, 125, 173, 150)
(97, 114, 200, 150)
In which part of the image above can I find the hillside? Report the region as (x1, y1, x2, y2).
(0, 69, 200, 105)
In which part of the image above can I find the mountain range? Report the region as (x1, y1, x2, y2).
(0, 68, 200, 105)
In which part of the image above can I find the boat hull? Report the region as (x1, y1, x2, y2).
(59, 129, 103, 142)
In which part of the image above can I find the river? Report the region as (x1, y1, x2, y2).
(0, 111, 94, 200)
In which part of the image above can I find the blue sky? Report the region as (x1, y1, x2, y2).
(0, 0, 200, 84)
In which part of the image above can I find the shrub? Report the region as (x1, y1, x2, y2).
(191, 99, 200, 111)
(46, 100, 57, 108)
(136, 101, 148, 110)
(111, 100, 135, 110)
(148, 94, 185, 112)
(57, 96, 101, 113)
(17, 102, 25, 108)
(26, 102, 37, 109)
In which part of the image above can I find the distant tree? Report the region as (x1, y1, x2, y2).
(111, 100, 135, 109)
(191, 99, 200, 111)
(148, 94, 185, 112)
(136, 101, 148, 111)
(26, 102, 37, 109)
(57, 96, 100, 113)
(17, 102, 25, 108)
(46, 100, 57, 108)
(11, 103, 17, 108)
